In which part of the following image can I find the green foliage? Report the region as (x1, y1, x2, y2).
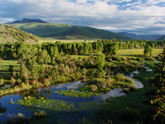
(0, 78, 4, 86)
(54, 90, 100, 97)
(38, 50, 51, 64)
(17, 96, 99, 112)
(150, 49, 165, 124)
(144, 44, 153, 56)
(18, 96, 76, 112)
(96, 53, 105, 70)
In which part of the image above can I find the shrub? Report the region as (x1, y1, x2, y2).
(0, 78, 4, 86)
(10, 77, 16, 86)
(90, 85, 98, 92)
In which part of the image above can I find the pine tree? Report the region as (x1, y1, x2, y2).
(144, 45, 152, 56)
(150, 49, 165, 124)
(96, 53, 105, 70)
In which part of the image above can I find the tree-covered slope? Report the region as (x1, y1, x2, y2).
(0, 24, 38, 42)
(9, 23, 131, 40)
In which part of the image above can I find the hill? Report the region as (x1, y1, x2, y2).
(157, 35, 165, 40)
(9, 22, 131, 40)
(119, 32, 162, 40)
(0, 24, 38, 42)
(8, 18, 47, 24)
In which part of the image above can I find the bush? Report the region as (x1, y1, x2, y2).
(90, 85, 98, 92)
(0, 78, 4, 86)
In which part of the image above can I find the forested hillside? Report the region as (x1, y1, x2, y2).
(9, 22, 131, 40)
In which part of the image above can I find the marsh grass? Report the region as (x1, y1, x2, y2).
(17, 96, 99, 112)
(54, 90, 100, 97)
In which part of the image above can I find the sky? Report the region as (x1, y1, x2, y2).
(0, 0, 165, 35)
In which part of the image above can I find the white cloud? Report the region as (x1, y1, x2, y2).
(0, 18, 15, 23)
(0, 0, 165, 34)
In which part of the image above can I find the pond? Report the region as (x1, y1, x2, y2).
(0, 68, 147, 123)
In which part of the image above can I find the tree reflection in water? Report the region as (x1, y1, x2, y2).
(19, 87, 52, 99)
(0, 103, 6, 113)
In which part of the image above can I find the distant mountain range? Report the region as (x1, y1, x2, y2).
(7, 19, 131, 40)
(0, 24, 38, 42)
(6, 18, 164, 41)
(8, 18, 47, 24)
(119, 32, 163, 40)
(157, 35, 165, 40)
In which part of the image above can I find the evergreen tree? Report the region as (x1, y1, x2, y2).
(150, 49, 165, 124)
(96, 53, 105, 70)
(144, 45, 152, 56)
(38, 50, 51, 64)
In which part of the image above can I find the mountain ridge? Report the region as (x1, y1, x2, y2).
(119, 32, 162, 40)
(8, 18, 47, 24)
(8, 19, 131, 40)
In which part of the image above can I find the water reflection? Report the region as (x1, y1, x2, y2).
(20, 89, 38, 97)
(0, 103, 6, 113)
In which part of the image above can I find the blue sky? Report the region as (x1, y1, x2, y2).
(0, 0, 165, 35)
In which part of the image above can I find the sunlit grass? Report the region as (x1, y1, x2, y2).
(39, 38, 97, 43)
(117, 49, 163, 56)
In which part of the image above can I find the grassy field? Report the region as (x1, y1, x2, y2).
(39, 38, 97, 43)
(117, 49, 163, 56)
(0, 59, 19, 83)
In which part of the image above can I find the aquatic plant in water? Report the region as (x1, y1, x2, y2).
(18, 96, 76, 112)
(17, 96, 99, 112)
(54, 90, 100, 97)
